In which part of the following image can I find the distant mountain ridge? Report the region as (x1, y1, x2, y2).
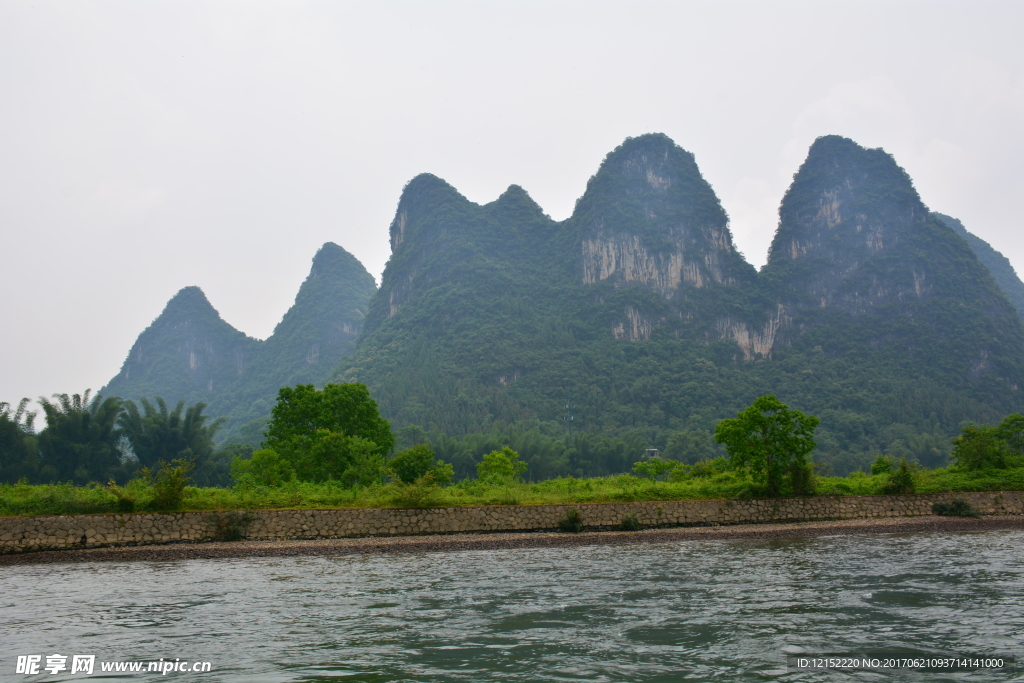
(101, 242, 376, 439)
(102, 134, 1024, 474)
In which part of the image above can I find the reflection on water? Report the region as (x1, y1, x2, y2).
(3, 530, 1023, 682)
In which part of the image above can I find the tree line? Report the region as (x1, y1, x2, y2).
(0, 391, 245, 486)
(3, 382, 1020, 497)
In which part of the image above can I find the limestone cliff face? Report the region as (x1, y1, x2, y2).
(758, 135, 1024, 386)
(572, 134, 753, 297)
(714, 306, 790, 360)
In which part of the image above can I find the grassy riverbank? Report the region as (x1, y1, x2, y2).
(2, 465, 1023, 517)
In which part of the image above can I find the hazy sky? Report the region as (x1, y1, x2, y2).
(2, 0, 1023, 412)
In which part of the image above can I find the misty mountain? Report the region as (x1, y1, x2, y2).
(102, 134, 1024, 474)
(101, 242, 376, 438)
(335, 134, 1024, 473)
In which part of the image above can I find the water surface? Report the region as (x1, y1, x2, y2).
(3, 530, 1023, 681)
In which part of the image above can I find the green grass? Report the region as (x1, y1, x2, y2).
(3, 467, 1023, 517)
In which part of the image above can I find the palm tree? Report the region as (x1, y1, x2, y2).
(0, 398, 39, 483)
(36, 390, 122, 483)
(116, 397, 226, 469)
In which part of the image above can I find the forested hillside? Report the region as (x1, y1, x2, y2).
(934, 212, 1024, 319)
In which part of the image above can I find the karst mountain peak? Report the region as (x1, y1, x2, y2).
(104, 133, 1024, 472)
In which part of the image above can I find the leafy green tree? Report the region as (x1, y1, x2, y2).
(265, 383, 394, 457)
(477, 447, 528, 483)
(273, 430, 383, 484)
(387, 444, 453, 485)
(36, 390, 123, 483)
(0, 399, 37, 484)
(950, 424, 1007, 470)
(116, 397, 226, 469)
(995, 413, 1024, 456)
(714, 395, 819, 497)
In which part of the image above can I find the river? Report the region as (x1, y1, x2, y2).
(3, 529, 1023, 681)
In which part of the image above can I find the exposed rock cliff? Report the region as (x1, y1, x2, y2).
(760, 136, 1024, 386)
(572, 134, 754, 297)
(764, 135, 934, 312)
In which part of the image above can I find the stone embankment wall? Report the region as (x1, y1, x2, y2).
(2, 491, 1022, 554)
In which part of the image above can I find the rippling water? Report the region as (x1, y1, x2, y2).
(4, 530, 1024, 682)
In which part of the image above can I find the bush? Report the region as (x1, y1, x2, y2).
(633, 458, 685, 481)
(388, 444, 453, 485)
(147, 458, 194, 511)
(881, 458, 916, 494)
(619, 513, 642, 531)
(932, 499, 980, 517)
(231, 449, 295, 487)
(558, 507, 584, 532)
(477, 447, 527, 483)
(386, 471, 444, 508)
(871, 454, 895, 475)
(790, 461, 816, 496)
(210, 510, 253, 541)
(687, 457, 732, 479)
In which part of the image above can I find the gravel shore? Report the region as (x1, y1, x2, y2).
(2, 515, 1021, 566)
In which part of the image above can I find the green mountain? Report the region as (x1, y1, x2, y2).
(101, 285, 261, 409)
(102, 242, 376, 437)
(101, 134, 1024, 477)
(336, 134, 1024, 475)
(933, 212, 1024, 320)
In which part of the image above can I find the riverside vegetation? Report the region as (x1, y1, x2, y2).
(2, 385, 1023, 518)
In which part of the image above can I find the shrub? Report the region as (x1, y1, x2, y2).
(107, 480, 137, 512)
(477, 447, 527, 484)
(558, 507, 584, 532)
(789, 461, 816, 496)
(231, 449, 295, 487)
(633, 458, 685, 481)
(388, 444, 453, 485)
(871, 454, 895, 475)
(932, 499, 980, 518)
(386, 471, 444, 508)
(619, 513, 642, 531)
(881, 458, 916, 494)
(688, 457, 732, 479)
(147, 458, 194, 511)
